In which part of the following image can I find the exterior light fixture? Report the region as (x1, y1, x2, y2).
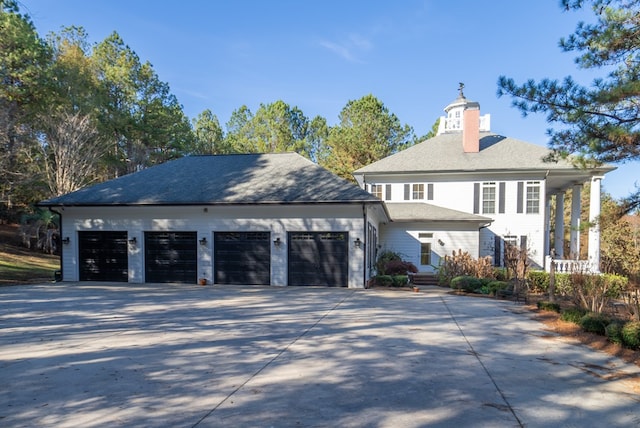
(199, 237, 207, 246)
(274, 237, 281, 247)
(438, 239, 445, 246)
(354, 237, 362, 249)
(62, 237, 70, 245)
(128, 236, 137, 245)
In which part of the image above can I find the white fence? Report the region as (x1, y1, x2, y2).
(544, 256, 595, 274)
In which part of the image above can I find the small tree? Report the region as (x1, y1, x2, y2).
(504, 243, 530, 296)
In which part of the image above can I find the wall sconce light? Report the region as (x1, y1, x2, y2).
(438, 239, 445, 246)
(62, 237, 70, 245)
(128, 236, 137, 245)
(273, 237, 281, 247)
(354, 237, 362, 249)
(199, 237, 208, 246)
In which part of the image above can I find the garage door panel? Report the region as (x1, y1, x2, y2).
(145, 232, 197, 283)
(288, 232, 348, 287)
(79, 231, 128, 282)
(214, 232, 270, 285)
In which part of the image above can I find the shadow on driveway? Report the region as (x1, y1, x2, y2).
(1, 283, 639, 427)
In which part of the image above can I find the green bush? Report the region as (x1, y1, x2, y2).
(621, 321, 640, 349)
(487, 280, 509, 296)
(579, 313, 609, 335)
(560, 307, 587, 324)
(391, 275, 409, 287)
(605, 322, 624, 345)
(528, 271, 549, 293)
(537, 301, 561, 313)
(493, 268, 507, 281)
(450, 275, 487, 292)
(375, 275, 393, 287)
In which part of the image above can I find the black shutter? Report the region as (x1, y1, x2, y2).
(385, 184, 391, 200)
(404, 184, 410, 200)
(520, 235, 527, 251)
(427, 183, 434, 200)
(499, 182, 505, 213)
(517, 182, 524, 213)
(494, 235, 502, 267)
(473, 183, 480, 214)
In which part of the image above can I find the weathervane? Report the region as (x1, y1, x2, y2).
(458, 82, 465, 97)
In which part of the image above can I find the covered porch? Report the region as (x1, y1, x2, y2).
(544, 165, 615, 273)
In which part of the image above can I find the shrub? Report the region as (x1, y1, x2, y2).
(579, 313, 609, 335)
(375, 275, 393, 287)
(537, 301, 561, 313)
(451, 275, 485, 293)
(493, 268, 507, 281)
(487, 280, 509, 296)
(384, 260, 418, 275)
(605, 322, 624, 345)
(439, 250, 495, 285)
(375, 250, 417, 275)
(391, 275, 409, 287)
(528, 271, 549, 294)
(560, 307, 587, 324)
(621, 321, 640, 349)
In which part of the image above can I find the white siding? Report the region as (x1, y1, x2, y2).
(379, 222, 479, 273)
(363, 175, 548, 268)
(60, 204, 371, 288)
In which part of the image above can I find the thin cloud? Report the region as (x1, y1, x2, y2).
(319, 33, 372, 63)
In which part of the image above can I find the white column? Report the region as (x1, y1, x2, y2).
(554, 192, 565, 259)
(569, 184, 581, 259)
(588, 176, 603, 273)
(544, 194, 552, 264)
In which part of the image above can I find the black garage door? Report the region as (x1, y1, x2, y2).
(288, 232, 348, 287)
(215, 232, 270, 285)
(79, 231, 128, 282)
(145, 232, 197, 283)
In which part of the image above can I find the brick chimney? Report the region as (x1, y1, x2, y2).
(463, 105, 480, 153)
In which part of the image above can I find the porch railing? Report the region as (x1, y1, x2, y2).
(544, 256, 595, 274)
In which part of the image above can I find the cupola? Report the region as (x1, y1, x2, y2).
(436, 84, 491, 153)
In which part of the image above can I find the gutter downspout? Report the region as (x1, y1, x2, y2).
(362, 203, 367, 289)
(49, 207, 63, 281)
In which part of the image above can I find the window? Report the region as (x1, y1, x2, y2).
(420, 243, 432, 265)
(482, 182, 496, 214)
(412, 184, 424, 200)
(526, 181, 540, 214)
(370, 184, 382, 199)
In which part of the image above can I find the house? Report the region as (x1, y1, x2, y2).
(38, 153, 388, 287)
(353, 89, 615, 275)
(39, 90, 615, 287)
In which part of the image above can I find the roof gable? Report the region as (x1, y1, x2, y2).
(40, 153, 379, 206)
(354, 132, 582, 174)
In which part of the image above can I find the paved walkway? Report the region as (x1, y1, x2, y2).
(1, 283, 639, 427)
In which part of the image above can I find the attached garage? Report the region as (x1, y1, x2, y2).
(214, 231, 271, 285)
(79, 231, 128, 282)
(288, 232, 348, 287)
(39, 153, 386, 287)
(145, 232, 197, 283)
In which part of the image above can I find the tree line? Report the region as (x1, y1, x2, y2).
(1, 0, 421, 221)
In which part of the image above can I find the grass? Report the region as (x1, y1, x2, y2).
(0, 226, 60, 285)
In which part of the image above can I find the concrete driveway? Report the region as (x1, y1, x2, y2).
(1, 283, 639, 427)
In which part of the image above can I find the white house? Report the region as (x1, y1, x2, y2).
(353, 90, 615, 275)
(39, 91, 615, 287)
(39, 153, 388, 287)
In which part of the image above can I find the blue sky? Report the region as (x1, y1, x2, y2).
(21, 0, 638, 200)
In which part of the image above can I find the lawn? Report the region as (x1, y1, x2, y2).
(0, 224, 60, 285)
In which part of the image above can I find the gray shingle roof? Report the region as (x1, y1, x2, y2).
(353, 132, 609, 174)
(39, 153, 380, 206)
(385, 203, 493, 223)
